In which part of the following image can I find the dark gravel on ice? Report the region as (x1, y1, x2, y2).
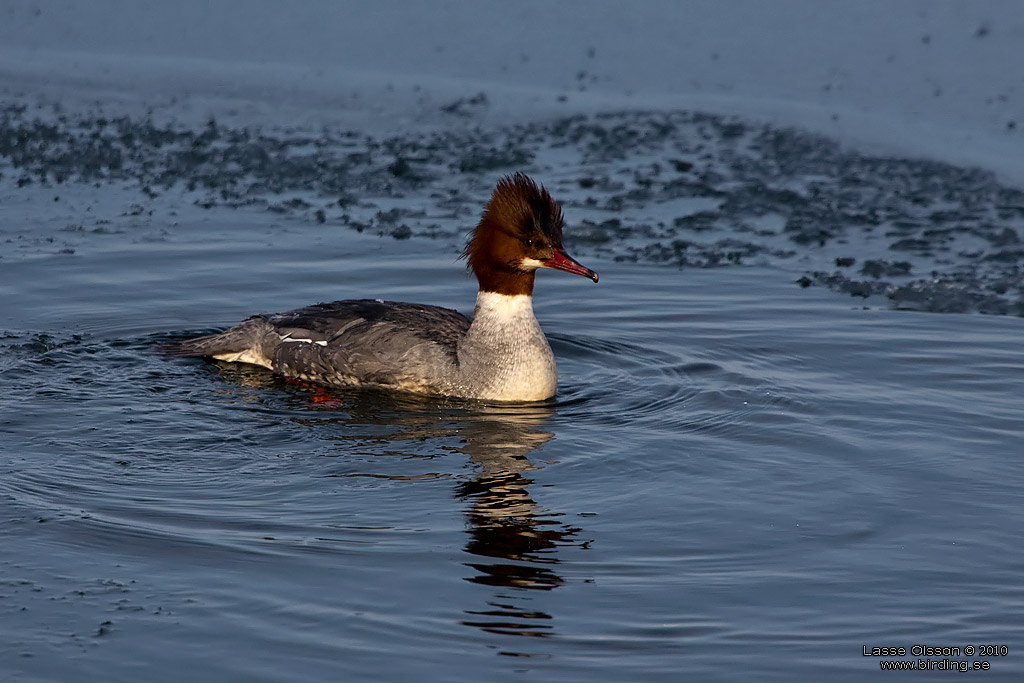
(3, 100, 1023, 315)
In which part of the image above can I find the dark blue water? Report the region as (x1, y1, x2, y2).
(2, 199, 1022, 682)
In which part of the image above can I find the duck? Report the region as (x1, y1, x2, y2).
(169, 173, 598, 401)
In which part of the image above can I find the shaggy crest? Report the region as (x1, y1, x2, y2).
(461, 173, 565, 295)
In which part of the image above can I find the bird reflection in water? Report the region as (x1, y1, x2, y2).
(209, 362, 585, 643)
(454, 404, 581, 641)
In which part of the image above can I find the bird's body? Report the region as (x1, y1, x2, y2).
(170, 174, 598, 401)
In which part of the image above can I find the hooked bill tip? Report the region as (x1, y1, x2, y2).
(543, 248, 599, 283)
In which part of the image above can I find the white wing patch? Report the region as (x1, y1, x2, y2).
(279, 333, 328, 346)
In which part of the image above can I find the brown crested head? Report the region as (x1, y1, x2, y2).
(462, 173, 598, 296)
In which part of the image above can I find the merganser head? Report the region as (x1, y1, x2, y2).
(462, 173, 599, 296)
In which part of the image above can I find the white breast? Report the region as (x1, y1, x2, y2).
(458, 292, 558, 401)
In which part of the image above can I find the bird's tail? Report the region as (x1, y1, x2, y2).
(162, 318, 276, 367)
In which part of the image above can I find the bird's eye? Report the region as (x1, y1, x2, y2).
(524, 239, 534, 247)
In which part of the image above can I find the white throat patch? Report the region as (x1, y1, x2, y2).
(473, 291, 536, 321)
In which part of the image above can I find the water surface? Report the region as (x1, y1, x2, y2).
(3, 93, 1024, 680)
(2, 206, 1022, 681)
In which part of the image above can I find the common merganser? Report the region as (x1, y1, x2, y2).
(171, 173, 598, 401)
